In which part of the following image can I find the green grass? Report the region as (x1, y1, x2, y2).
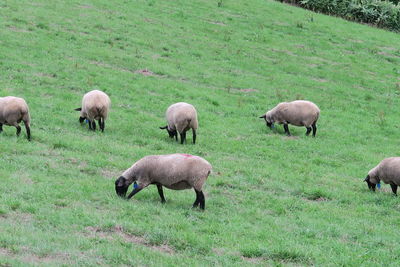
(1, 0, 400, 266)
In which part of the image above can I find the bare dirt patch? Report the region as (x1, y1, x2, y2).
(1, 212, 33, 223)
(313, 197, 329, 202)
(239, 88, 258, 93)
(7, 26, 29, 33)
(377, 51, 400, 58)
(229, 88, 259, 93)
(135, 69, 157, 76)
(0, 247, 12, 257)
(241, 256, 264, 263)
(85, 226, 174, 254)
(0, 247, 69, 264)
(311, 77, 328, 83)
(35, 72, 57, 78)
(206, 20, 226, 26)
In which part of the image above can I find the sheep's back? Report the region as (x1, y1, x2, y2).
(277, 101, 319, 126)
(0, 96, 29, 123)
(166, 102, 198, 130)
(376, 157, 400, 185)
(138, 154, 211, 189)
(82, 90, 111, 120)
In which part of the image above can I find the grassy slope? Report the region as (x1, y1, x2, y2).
(1, 0, 400, 266)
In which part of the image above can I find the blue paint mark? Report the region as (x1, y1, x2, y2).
(377, 183, 381, 189)
(133, 182, 138, 189)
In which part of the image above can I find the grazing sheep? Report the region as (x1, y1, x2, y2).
(160, 102, 198, 144)
(115, 153, 212, 210)
(0, 96, 31, 141)
(364, 157, 400, 195)
(259, 100, 320, 136)
(75, 90, 111, 132)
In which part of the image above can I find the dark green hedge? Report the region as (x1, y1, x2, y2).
(279, 0, 400, 32)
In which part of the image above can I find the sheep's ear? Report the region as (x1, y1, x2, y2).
(259, 115, 266, 119)
(74, 107, 82, 111)
(159, 126, 168, 130)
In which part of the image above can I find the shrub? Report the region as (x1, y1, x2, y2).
(278, 0, 400, 32)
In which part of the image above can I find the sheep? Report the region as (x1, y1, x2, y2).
(0, 96, 31, 141)
(74, 90, 111, 132)
(259, 100, 320, 137)
(159, 102, 198, 144)
(364, 157, 400, 195)
(115, 153, 212, 210)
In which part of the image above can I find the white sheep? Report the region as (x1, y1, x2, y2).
(0, 96, 31, 141)
(75, 90, 111, 132)
(259, 100, 320, 136)
(115, 153, 212, 209)
(364, 157, 400, 195)
(160, 102, 198, 144)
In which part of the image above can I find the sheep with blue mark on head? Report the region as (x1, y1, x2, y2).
(364, 157, 400, 195)
(259, 100, 320, 137)
(115, 153, 212, 210)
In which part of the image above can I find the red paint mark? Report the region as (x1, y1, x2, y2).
(181, 154, 193, 158)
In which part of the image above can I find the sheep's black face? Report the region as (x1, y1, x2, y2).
(160, 125, 176, 138)
(167, 128, 177, 138)
(115, 176, 129, 197)
(364, 175, 376, 191)
(266, 122, 273, 129)
(79, 116, 85, 124)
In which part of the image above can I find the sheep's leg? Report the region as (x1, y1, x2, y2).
(24, 121, 31, 141)
(193, 190, 205, 210)
(192, 129, 196, 144)
(305, 127, 312, 136)
(175, 133, 178, 142)
(198, 190, 205, 210)
(283, 124, 290, 136)
(98, 118, 104, 132)
(390, 184, 398, 195)
(192, 190, 200, 208)
(91, 121, 96, 131)
(312, 122, 317, 137)
(127, 186, 143, 199)
(15, 125, 21, 136)
(157, 184, 166, 203)
(180, 132, 186, 144)
(88, 120, 93, 130)
(0, 123, 3, 133)
(101, 118, 105, 132)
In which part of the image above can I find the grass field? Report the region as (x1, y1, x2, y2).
(1, 0, 400, 266)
